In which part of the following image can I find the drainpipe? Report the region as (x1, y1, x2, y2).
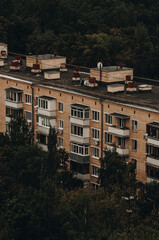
(100, 99, 103, 159)
(31, 84, 34, 145)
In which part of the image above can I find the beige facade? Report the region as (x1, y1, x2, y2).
(0, 70, 159, 186)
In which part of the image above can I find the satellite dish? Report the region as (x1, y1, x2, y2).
(97, 62, 103, 69)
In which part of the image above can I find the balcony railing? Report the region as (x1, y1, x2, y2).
(108, 126, 129, 137)
(147, 136, 159, 147)
(70, 117, 90, 126)
(5, 100, 23, 109)
(147, 156, 159, 167)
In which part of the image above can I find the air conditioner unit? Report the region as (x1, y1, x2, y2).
(144, 134, 148, 139)
(94, 140, 99, 146)
(58, 129, 63, 135)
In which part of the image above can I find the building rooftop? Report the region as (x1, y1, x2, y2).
(0, 55, 159, 112)
(92, 66, 133, 72)
(27, 54, 65, 60)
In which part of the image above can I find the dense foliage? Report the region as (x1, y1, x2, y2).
(0, 0, 159, 77)
(0, 118, 159, 239)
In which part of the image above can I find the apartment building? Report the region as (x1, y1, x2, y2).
(0, 53, 159, 187)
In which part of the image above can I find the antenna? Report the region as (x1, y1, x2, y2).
(97, 61, 103, 82)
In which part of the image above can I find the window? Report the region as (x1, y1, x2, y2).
(6, 107, 10, 116)
(59, 120, 63, 129)
(71, 125, 83, 137)
(59, 102, 63, 112)
(6, 123, 10, 134)
(132, 158, 137, 170)
(118, 118, 125, 128)
(59, 137, 63, 147)
(132, 139, 137, 151)
(40, 117, 50, 127)
(92, 147, 99, 158)
(105, 132, 112, 144)
(132, 120, 137, 132)
(36, 115, 39, 123)
(36, 97, 38, 106)
(71, 107, 89, 119)
(105, 114, 112, 124)
(92, 128, 99, 139)
(92, 110, 99, 121)
(71, 143, 89, 155)
(38, 99, 48, 109)
(25, 111, 31, 121)
(92, 165, 99, 177)
(25, 94, 31, 104)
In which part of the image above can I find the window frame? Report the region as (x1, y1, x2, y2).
(132, 139, 137, 151)
(25, 94, 31, 104)
(92, 110, 99, 122)
(105, 113, 112, 125)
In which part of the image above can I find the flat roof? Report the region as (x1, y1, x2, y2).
(92, 66, 133, 72)
(147, 122, 159, 128)
(71, 103, 90, 109)
(111, 112, 130, 119)
(27, 54, 65, 60)
(5, 87, 23, 93)
(0, 55, 159, 112)
(39, 95, 56, 100)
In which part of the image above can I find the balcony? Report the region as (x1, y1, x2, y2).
(70, 104, 90, 126)
(38, 108, 56, 118)
(37, 143, 48, 151)
(5, 87, 23, 109)
(108, 126, 129, 137)
(147, 156, 159, 167)
(5, 100, 23, 109)
(147, 137, 159, 147)
(38, 96, 56, 117)
(107, 145, 129, 156)
(70, 152, 89, 164)
(75, 173, 90, 181)
(70, 135, 90, 144)
(70, 117, 90, 126)
(147, 177, 159, 183)
(116, 147, 129, 156)
(38, 126, 50, 135)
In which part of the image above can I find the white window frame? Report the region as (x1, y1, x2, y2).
(71, 143, 89, 156)
(25, 111, 32, 121)
(132, 120, 137, 132)
(59, 120, 63, 129)
(59, 102, 63, 112)
(59, 137, 63, 147)
(105, 113, 112, 125)
(25, 94, 31, 104)
(91, 164, 100, 177)
(39, 116, 50, 127)
(92, 128, 99, 140)
(38, 99, 48, 109)
(92, 110, 99, 122)
(92, 147, 99, 159)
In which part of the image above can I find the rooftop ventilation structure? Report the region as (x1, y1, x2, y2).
(107, 84, 125, 93)
(31, 63, 41, 73)
(60, 63, 68, 72)
(44, 71, 60, 80)
(0, 43, 8, 58)
(126, 81, 137, 93)
(138, 84, 152, 92)
(72, 66, 80, 81)
(0, 59, 4, 68)
(84, 77, 98, 87)
(10, 60, 20, 71)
